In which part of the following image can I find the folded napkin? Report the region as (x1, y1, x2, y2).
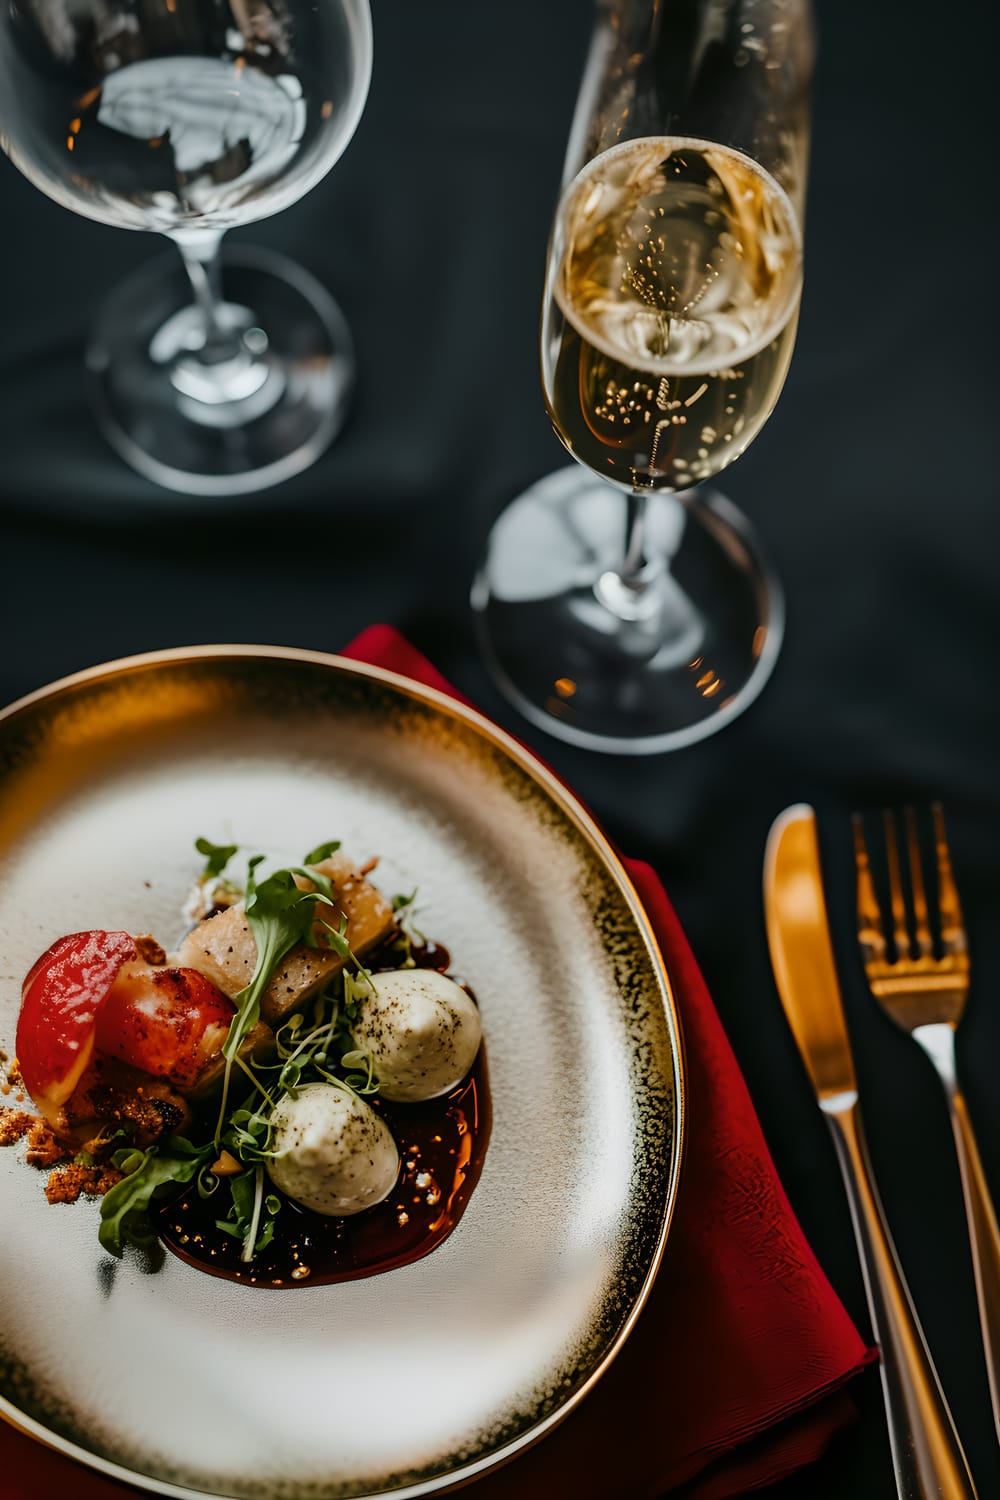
(0, 627, 874, 1500)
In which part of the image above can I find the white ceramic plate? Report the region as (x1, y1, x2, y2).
(0, 646, 684, 1499)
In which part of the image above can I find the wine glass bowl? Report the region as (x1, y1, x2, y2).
(473, 0, 813, 753)
(542, 136, 801, 496)
(0, 0, 373, 495)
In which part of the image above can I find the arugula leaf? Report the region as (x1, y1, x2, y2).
(214, 1219, 245, 1240)
(229, 1165, 257, 1226)
(303, 838, 341, 865)
(195, 836, 239, 879)
(253, 1216, 277, 1254)
(99, 1140, 212, 1258)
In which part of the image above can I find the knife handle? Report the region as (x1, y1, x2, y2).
(825, 1098, 977, 1500)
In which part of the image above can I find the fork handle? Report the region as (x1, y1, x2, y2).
(916, 1022, 1000, 1444)
(950, 1091, 1000, 1441)
(825, 1097, 977, 1499)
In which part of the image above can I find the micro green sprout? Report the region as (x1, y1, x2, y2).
(340, 1048, 378, 1095)
(389, 889, 424, 967)
(342, 967, 376, 1021)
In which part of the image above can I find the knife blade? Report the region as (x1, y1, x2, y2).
(763, 802, 857, 1109)
(763, 803, 977, 1500)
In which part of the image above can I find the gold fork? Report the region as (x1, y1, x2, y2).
(854, 805, 1000, 1442)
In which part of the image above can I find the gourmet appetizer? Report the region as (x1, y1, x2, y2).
(1, 838, 489, 1285)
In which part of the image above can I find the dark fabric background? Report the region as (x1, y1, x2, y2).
(0, 2, 998, 1496)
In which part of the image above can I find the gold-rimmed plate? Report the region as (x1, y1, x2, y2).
(0, 646, 684, 1499)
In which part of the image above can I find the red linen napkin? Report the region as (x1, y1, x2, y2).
(0, 627, 874, 1500)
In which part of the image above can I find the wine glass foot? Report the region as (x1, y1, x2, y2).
(85, 244, 355, 497)
(471, 466, 784, 754)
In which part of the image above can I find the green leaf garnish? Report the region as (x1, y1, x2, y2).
(253, 1216, 276, 1254)
(214, 1219, 245, 1240)
(195, 836, 239, 879)
(99, 1140, 213, 1258)
(303, 839, 341, 865)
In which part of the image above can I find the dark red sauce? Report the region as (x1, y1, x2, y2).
(155, 939, 492, 1288)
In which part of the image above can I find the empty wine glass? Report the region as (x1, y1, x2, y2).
(473, 0, 814, 752)
(0, 0, 373, 495)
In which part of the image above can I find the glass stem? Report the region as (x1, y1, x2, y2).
(173, 228, 237, 363)
(166, 230, 273, 409)
(621, 489, 651, 585)
(594, 487, 666, 623)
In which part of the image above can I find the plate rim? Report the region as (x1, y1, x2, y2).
(0, 642, 687, 1500)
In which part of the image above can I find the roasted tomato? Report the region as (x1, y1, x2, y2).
(95, 964, 234, 1090)
(17, 931, 138, 1125)
(16, 931, 235, 1125)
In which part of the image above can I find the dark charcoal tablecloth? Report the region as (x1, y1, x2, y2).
(0, 2, 997, 1497)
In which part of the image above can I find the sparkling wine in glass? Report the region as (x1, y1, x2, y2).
(0, 0, 373, 495)
(473, 0, 813, 752)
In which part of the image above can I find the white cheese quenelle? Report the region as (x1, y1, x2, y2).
(266, 1083, 399, 1216)
(351, 969, 482, 1103)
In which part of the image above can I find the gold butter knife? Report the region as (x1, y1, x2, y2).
(764, 804, 977, 1500)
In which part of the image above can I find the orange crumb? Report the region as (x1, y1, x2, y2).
(45, 1164, 123, 1205)
(0, 1108, 35, 1146)
(26, 1120, 68, 1168)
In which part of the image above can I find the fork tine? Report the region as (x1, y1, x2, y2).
(852, 813, 887, 965)
(905, 807, 934, 957)
(883, 809, 912, 961)
(932, 804, 967, 958)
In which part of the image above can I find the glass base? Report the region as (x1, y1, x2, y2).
(85, 244, 354, 496)
(471, 467, 784, 755)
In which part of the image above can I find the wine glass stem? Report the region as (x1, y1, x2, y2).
(173, 228, 236, 360)
(621, 490, 652, 583)
(594, 488, 665, 622)
(167, 229, 274, 409)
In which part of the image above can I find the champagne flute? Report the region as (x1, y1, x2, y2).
(473, 0, 813, 752)
(0, 0, 373, 496)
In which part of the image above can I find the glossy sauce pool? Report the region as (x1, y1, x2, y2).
(156, 942, 492, 1288)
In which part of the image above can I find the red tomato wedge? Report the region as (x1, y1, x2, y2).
(17, 930, 138, 1123)
(17, 931, 236, 1124)
(95, 965, 234, 1090)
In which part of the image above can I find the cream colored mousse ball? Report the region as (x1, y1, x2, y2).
(351, 969, 482, 1103)
(266, 1083, 399, 1216)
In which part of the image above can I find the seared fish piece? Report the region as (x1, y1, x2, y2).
(176, 854, 396, 1027)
